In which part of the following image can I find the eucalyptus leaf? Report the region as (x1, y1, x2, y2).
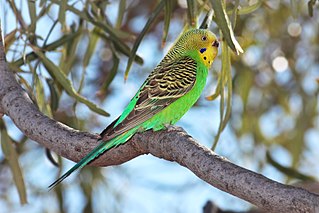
(0, 121, 27, 204)
(290, 0, 298, 18)
(308, 0, 317, 17)
(116, 0, 126, 29)
(187, 0, 197, 27)
(99, 51, 120, 97)
(236, 0, 262, 15)
(211, 0, 243, 54)
(83, 28, 101, 68)
(32, 48, 110, 117)
(27, 0, 37, 43)
(212, 40, 232, 150)
(58, 0, 67, 27)
(12, 31, 81, 67)
(199, 9, 213, 30)
(94, 30, 144, 65)
(124, 0, 165, 80)
(162, 0, 173, 47)
(46, 78, 60, 111)
(266, 151, 315, 181)
(4, 29, 17, 53)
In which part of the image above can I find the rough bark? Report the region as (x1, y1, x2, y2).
(0, 27, 319, 213)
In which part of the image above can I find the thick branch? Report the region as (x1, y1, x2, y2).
(1, 27, 319, 213)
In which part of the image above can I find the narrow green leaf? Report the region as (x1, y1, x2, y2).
(308, 0, 317, 17)
(85, 6, 133, 40)
(46, 78, 60, 111)
(99, 51, 120, 96)
(43, 20, 59, 47)
(12, 31, 81, 67)
(220, 57, 232, 135)
(266, 151, 315, 181)
(116, 0, 126, 29)
(199, 9, 213, 29)
(206, 77, 221, 101)
(290, 0, 298, 18)
(83, 28, 100, 68)
(212, 40, 232, 150)
(8, 0, 27, 30)
(36, 2, 50, 20)
(4, 29, 17, 53)
(231, 0, 239, 29)
(237, 70, 253, 106)
(46, 148, 59, 167)
(51, 0, 131, 40)
(124, 0, 165, 80)
(40, 0, 46, 7)
(0, 121, 27, 204)
(211, 0, 243, 54)
(213, 71, 225, 151)
(27, 0, 37, 43)
(236, 0, 262, 15)
(187, 0, 197, 27)
(59, 27, 82, 75)
(58, 0, 67, 27)
(34, 73, 52, 117)
(33, 68, 44, 109)
(162, 0, 173, 47)
(95, 30, 144, 65)
(32, 47, 110, 116)
(50, 0, 143, 66)
(16, 75, 34, 97)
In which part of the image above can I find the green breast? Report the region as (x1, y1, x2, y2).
(143, 63, 208, 131)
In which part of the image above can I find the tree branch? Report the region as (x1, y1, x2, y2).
(1, 25, 319, 213)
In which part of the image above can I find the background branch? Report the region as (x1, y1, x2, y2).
(1, 25, 319, 212)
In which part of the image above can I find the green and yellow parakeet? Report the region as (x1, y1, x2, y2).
(49, 28, 219, 189)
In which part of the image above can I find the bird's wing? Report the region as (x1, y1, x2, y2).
(100, 56, 197, 141)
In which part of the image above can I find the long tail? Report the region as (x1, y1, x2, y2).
(48, 129, 136, 190)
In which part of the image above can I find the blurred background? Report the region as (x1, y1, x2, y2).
(0, 0, 318, 212)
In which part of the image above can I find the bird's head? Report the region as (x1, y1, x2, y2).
(170, 29, 219, 68)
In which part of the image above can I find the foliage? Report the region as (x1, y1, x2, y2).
(0, 0, 318, 212)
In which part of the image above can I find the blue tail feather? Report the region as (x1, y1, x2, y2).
(49, 127, 138, 190)
(48, 139, 112, 190)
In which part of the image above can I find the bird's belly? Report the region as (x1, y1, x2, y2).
(142, 102, 193, 131)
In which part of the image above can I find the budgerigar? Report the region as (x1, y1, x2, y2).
(49, 28, 219, 189)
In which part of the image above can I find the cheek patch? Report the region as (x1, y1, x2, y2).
(200, 48, 207, 53)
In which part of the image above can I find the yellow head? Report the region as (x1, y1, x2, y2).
(166, 29, 219, 68)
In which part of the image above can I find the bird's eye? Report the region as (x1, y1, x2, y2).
(212, 40, 219, 47)
(201, 36, 207, 41)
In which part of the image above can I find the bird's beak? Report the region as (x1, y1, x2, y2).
(212, 40, 219, 48)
